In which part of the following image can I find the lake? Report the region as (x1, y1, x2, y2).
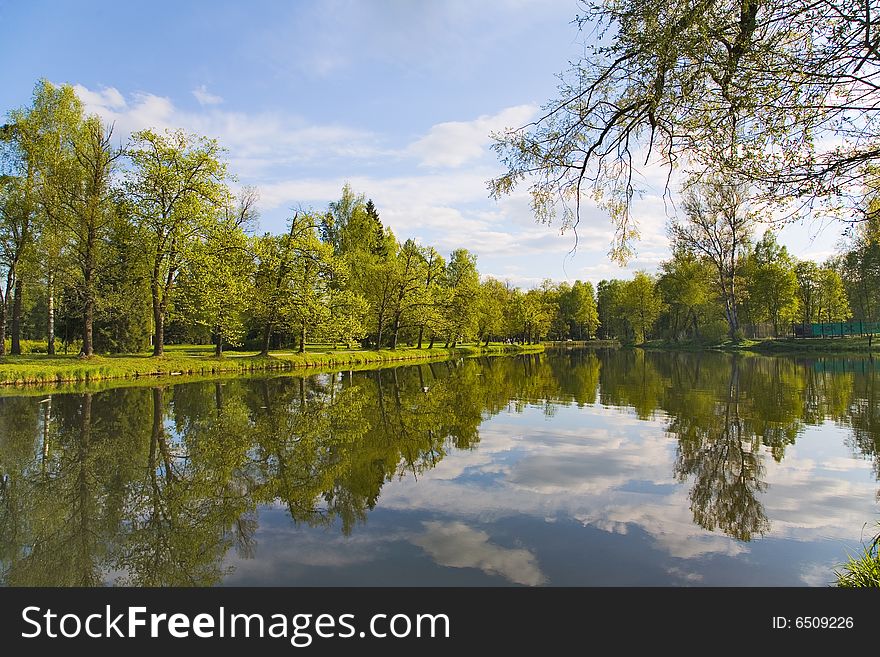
(1, 348, 878, 586)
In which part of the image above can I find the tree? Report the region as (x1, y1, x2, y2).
(250, 212, 317, 355)
(658, 249, 715, 341)
(489, 0, 880, 261)
(0, 111, 40, 355)
(0, 178, 28, 355)
(669, 179, 753, 339)
(286, 227, 339, 353)
(15, 81, 83, 355)
(597, 278, 626, 340)
(443, 249, 480, 347)
(92, 213, 152, 353)
(795, 260, 820, 324)
(387, 239, 429, 350)
(176, 191, 257, 356)
(569, 280, 599, 339)
(745, 230, 799, 336)
(621, 271, 663, 343)
(841, 211, 880, 320)
(55, 117, 121, 356)
(323, 186, 396, 349)
(475, 277, 507, 345)
(413, 247, 446, 349)
(125, 129, 228, 356)
(815, 265, 851, 324)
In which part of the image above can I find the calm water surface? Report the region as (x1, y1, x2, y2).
(1, 349, 878, 586)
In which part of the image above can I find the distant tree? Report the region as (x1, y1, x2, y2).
(443, 249, 480, 347)
(475, 277, 507, 345)
(621, 271, 663, 343)
(570, 280, 599, 339)
(597, 279, 627, 340)
(324, 186, 397, 348)
(658, 249, 714, 341)
(249, 211, 330, 355)
(745, 231, 799, 336)
(519, 288, 554, 344)
(387, 239, 428, 350)
(841, 211, 880, 320)
(815, 265, 851, 324)
(176, 190, 257, 356)
(794, 257, 850, 325)
(125, 128, 228, 356)
(670, 179, 754, 339)
(413, 247, 446, 349)
(795, 260, 821, 324)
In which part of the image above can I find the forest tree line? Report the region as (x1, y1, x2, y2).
(3, 82, 878, 356)
(593, 179, 880, 344)
(0, 81, 603, 357)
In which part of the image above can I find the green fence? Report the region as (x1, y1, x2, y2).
(793, 321, 880, 337)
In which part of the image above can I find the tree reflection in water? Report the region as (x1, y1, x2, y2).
(0, 350, 877, 584)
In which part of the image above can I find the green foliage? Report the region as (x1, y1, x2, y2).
(488, 0, 878, 259)
(5, 77, 877, 372)
(443, 248, 480, 345)
(657, 249, 716, 341)
(597, 279, 627, 341)
(742, 231, 799, 335)
(835, 525, 880, 588)
(176, 200, 254, 353)
(621, 271, 663, 344)
(125, 128, 229, 356)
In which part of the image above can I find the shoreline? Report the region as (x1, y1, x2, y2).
(639, 336, 879, 355)
(0, 343, 545, 389)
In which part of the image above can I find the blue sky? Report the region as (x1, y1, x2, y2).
(0, 0, 845, 288)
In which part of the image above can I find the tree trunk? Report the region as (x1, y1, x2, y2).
(152, 307, 164, 357)
(0, 294, 6, 357)
(391, 314, 401, 350)
(259, 321, 272, 356)
(81, 295, 94, 357)
(11, 278, 23, 355)
(150, 275, 165, 356)
(215, 330, 223, 357)
(417, 325, 424, 349)
(47, 274, 55, 355)
(299, 324, 306, 353)
(428, 333, 435, 349)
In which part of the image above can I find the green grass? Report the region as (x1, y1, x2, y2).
(834, 524, 880, 588)
(741, 335, 879, 354)
(542, 339, 620, 348)
(0, 342, 545, 387)
(640, 335, 880, 354)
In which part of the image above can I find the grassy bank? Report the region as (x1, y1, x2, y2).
(0, 342, 545, 387)
(542, 339, 620, 348)
(641, 335, 879, 355)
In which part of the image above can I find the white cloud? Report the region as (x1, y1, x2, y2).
(72, 84, 126, 110)
(68, 83, 848, 282)
(72, 84, 381, 168)
(408, 104, 537, 168)
(411, 521, 547, 586)
(192, 84, 224, 106)
(374, 403, 879, 569)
